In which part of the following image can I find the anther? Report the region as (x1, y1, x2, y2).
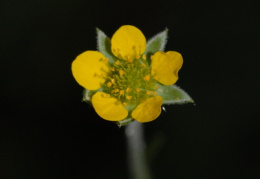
(123, 102, 127, 106)
(143, 75, 150, 81)
(119, 70, 124, 75)
(142, 54, 146, 60)
(135, 88, 141, 92)
(105, 94, 110, 97)
(146, 91, 151, 95)
(112, 89, 119, 93)
(126, 88, 131, 92)
(115, 60, 120, 65)
(153, 91, 157, 96)
(103, 58, 109, 62)
(110, 67, 115, 71)
(154, 85, 159, 90)
(120, 90, 124, 95)
(136, 55, 141, 59)
(126, 96, 132, 100)
(111, 79, 116, 84)
(141, 63, 146, 68)
(107, 82, 112, 87)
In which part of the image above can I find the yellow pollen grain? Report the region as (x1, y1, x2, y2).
(110, 67, 115, 71)
(126, 96, 132, 100)
(143, 75, 150, 81)
(142, 54, 146, 60)
(115, 60, 120, 65)
(111, 79, 116, 84)
(107, 82, 112, 87)
(120, 90, 124, 95)
(103, 58, 109, 62)
(113, 89, 119, 93)
(119, 70, 124, 75)
(126, 88, 131, 92)
(146, 91, 151, 95)
(135, 88, 141, 92)
(105, 94, 110, 97)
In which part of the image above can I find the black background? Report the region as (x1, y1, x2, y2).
(1, 0, 259, 178)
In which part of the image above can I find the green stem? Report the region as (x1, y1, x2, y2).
(125, 121, 152, 179)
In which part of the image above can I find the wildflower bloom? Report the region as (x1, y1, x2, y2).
(72, 25, 192, 125)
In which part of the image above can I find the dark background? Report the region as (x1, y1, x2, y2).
(1, 0, 259, 178)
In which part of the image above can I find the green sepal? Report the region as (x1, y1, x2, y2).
(115, 118, 134, 127)
(82, 89, 96, 102)
(145, 28, 168, 60)
(156, 83, 194, 105)
(96, 28, 116, 64)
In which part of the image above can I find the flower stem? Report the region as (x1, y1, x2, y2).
(125, 121, 152, 179)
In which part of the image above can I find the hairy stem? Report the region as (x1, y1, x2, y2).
(125, 121, 152, 179)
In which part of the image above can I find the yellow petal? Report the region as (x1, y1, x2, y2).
(111, 25, 146, 60)
(71, 51, 110, 90)
(92, 92, 128, 121)
(151, 51, 183, 85)
(131, 96, 163, 123)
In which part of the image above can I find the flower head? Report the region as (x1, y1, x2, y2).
(72, 25, 187, 124)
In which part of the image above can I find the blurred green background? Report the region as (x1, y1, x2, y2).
(1, 0, 259, 178)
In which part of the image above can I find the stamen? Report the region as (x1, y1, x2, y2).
(126, 88, 131, 92)
(119, 70, 124, 75)
(115, 60, 120, 65)
(107, 82, 112, 87)
(141, 63, 146, 68)
(154, 85, 159, 90)
(105, 94, 110, 97)
(135, 88, 141, 92)
(120, 90, 124, 95)
(110, 67, 115, 71)
(103, 58, 109, 62)
(146, 91, 151, 95)
(126, 96, 132, 100)
(142, 54, 146, 60)
(111, 79, 116, 84)
(153, 91, 157, 95)
(112, 89, 119, 93)
(123, 102, 127, 106)
(143, 75, 150, 81)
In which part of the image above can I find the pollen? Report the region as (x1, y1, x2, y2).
(115, 60, 120, 65)
(119, 70, 124, 75)
(107, 82, 112, 87)
(112, 89, 119, 93)
(142, 54, 146, 60)
(104, 94, 110, 97)
(143, 75, 150, 81)
(103, 58, 109, 62)
(126, 88, 131, 92)
(126, 96, 132, 100)
(111, 78, 116, 84)
(120, 90, 125, 95)
(110, 67, 115, 71)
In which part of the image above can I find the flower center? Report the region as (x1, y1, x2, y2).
(104, 55, 158, 106)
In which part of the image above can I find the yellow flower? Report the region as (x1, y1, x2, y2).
(71, 25, 183, 123)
